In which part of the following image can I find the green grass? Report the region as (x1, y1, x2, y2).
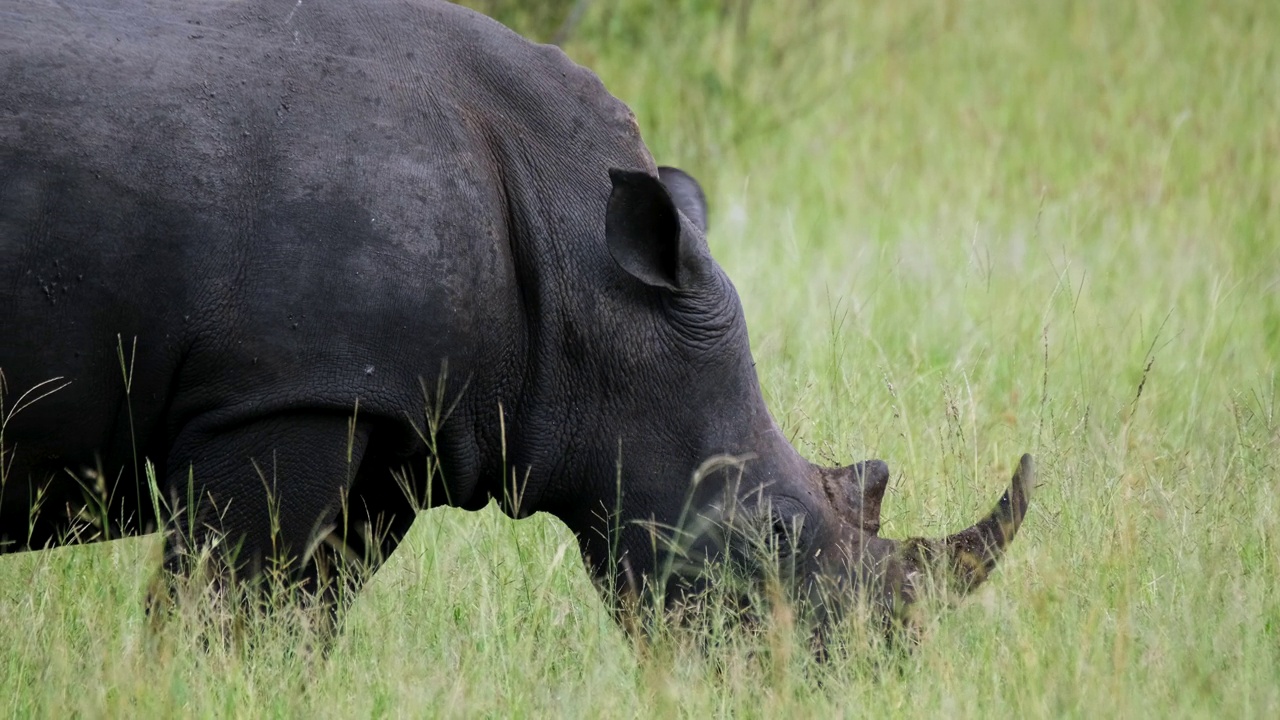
(3, 0, 1278, 716)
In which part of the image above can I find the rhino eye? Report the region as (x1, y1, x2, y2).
(770, 514, 798, 558)
(768, 509, 809, 560)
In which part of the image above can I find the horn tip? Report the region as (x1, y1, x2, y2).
(1014, 453, 1036, 502)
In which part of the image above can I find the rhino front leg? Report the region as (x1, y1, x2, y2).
(152, 412, 375, 623)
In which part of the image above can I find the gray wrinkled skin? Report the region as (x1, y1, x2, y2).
(0, 0, 1031, 639)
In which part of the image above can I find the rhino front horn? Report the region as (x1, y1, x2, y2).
(901, 453, 1035, 594)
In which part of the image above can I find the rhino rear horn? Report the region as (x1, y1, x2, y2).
(903, 454, 1035, 594)
(820, 458, 892, 535)
(847, 459, 890, 535)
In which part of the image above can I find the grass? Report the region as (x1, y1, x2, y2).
(3, 0, 1278, 716)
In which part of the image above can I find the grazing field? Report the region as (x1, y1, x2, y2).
(3, 0, 1277, 716)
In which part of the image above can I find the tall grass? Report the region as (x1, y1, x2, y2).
(3, 0, 1277, 716)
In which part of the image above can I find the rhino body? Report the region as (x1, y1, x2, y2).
(0, 0, 1030, 633)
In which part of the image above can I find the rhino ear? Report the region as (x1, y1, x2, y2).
(606, 168, 687, 290)
(657, 166, 708, 235)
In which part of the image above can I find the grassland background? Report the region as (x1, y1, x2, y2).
(3, 0, 1278, 716)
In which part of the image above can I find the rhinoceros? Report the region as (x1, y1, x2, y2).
(0, 0, 1032, 640)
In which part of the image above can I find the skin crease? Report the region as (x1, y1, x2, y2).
(0, 0, 1031, 641)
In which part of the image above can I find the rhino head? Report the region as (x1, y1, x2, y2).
(539, 167, 1034, 644)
